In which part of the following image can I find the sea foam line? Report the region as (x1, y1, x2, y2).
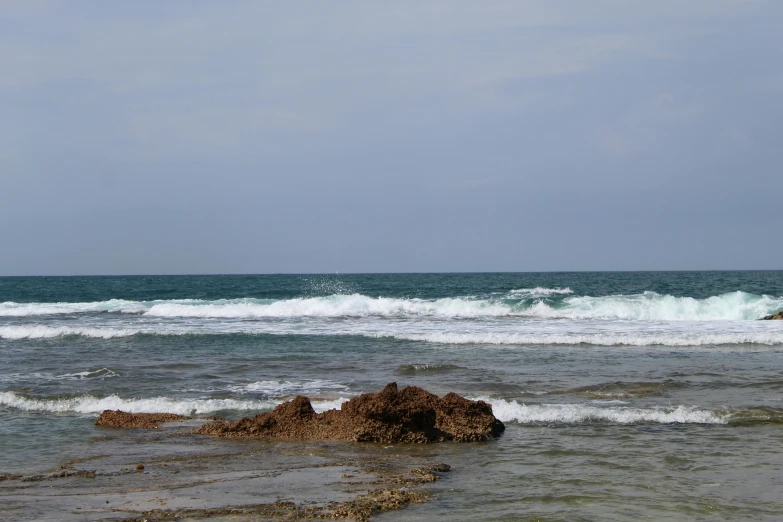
(509, 287, 573, 296)
(0, 391, 727, 425)
(0, 326, 150, 340)
(0, 299, 145, 316)
(478, 398, 727, 424)
(228, 379, 350, 397)
(3, 325, 783, 347)
(0, 392, 347, 416)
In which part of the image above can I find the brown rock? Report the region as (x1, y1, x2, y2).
(95, 410, 189, 429)
(331, 488, 426, 521)
(761, 310, 783, 320)
(197, 382, 504, 443)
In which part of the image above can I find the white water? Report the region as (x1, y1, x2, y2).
(509, 287, 573, 296)
(228, 379, 351, 397)
(0, 326, 151, 339)
(3, 290, 782, 348)
(2, 290, 781, 320)
(527, 291, 782, 321)
(480, 398, 728, 424)
(3, 320, 783, 347)
(0, 390, 728, 425)
(54, 368, 119, 380)
(144, 295, 513, 318)
(0, 299, 146, 316)
(0, 391, 348, 416)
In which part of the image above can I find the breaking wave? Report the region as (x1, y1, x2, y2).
(480, 398, 727, 424)
(509, 287, 573, 296)
(0, 326, 147, 340)
(143, 295, 511, 318)
(1, 290, 780, 320)
(2, 391, 742, 425)
(527, 291, 783, 321)
(0, 391, 347, 416)
(0, 299, 145, 316)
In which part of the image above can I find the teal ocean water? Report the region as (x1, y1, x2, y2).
(2, 272, 783, 519)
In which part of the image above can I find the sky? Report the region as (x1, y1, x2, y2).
(1, 0, 782, 275)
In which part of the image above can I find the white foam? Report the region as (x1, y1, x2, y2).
(144, 294, 511, 318)
(527, 291, 783, 321)
(54, 368, 119, 380)
(1, 291, 781, 321)
(0, 299, 145, 316)
(4, 323, 783, 347)
(230, 379, 350, 397)
(0, 326, 146, 339)
(509, 287, 574, 296)
(478, 398, 727, 424)
(311, 397, 350, 412)
(0, 369, 119, 383)
(397, 364, 461, 371)
(0, 391, 274, 415)
(0, 391, 347, 416)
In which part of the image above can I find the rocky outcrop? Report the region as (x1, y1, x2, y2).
(95, 410, 189, 429)
(197, 382, 504, 443)
(761, 311, 783, 320)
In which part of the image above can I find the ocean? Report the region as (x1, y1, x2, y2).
(2, 271, 783, 520)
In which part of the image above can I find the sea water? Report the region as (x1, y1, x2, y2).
(2, 272, 783, 519)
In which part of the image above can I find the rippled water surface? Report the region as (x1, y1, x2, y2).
(2, 272, 783, 519)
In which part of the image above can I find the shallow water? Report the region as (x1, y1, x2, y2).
(1, 272, 783, 519)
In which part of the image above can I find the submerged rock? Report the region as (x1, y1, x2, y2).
(761, 311, 783, 320)
(95, 410, 189, 429)
(197, 382, 504, 443)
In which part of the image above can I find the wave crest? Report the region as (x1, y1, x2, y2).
(0, 299, 145, 316)
(1, 290, 781, 321)
(529, 291, 783, 321)
(0, 326, 147, 339)
(228, 379, 350, 397)
(144, 294, 511, 318)
(0, 391, 347, 415)
(509, 287, 573, 296)
(479, 398, 727, 424)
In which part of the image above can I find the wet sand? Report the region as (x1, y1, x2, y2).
(0, 420, 449, 521)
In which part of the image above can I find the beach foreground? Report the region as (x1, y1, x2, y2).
(0, 418, 452, 521)
(3, 384, 503, 520)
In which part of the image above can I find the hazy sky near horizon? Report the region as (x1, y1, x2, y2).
(1, 1, 782, 275)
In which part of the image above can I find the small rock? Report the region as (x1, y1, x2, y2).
(96, 410, 189, 429)
(136, 463, 145, 471)
(761, 311, 783, 320)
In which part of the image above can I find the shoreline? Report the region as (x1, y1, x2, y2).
(0, 419, 450, 521)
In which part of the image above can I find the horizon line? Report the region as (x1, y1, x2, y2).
(2, 269, 782, 278)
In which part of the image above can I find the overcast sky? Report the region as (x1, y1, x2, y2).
(1, 1, 781, 275)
